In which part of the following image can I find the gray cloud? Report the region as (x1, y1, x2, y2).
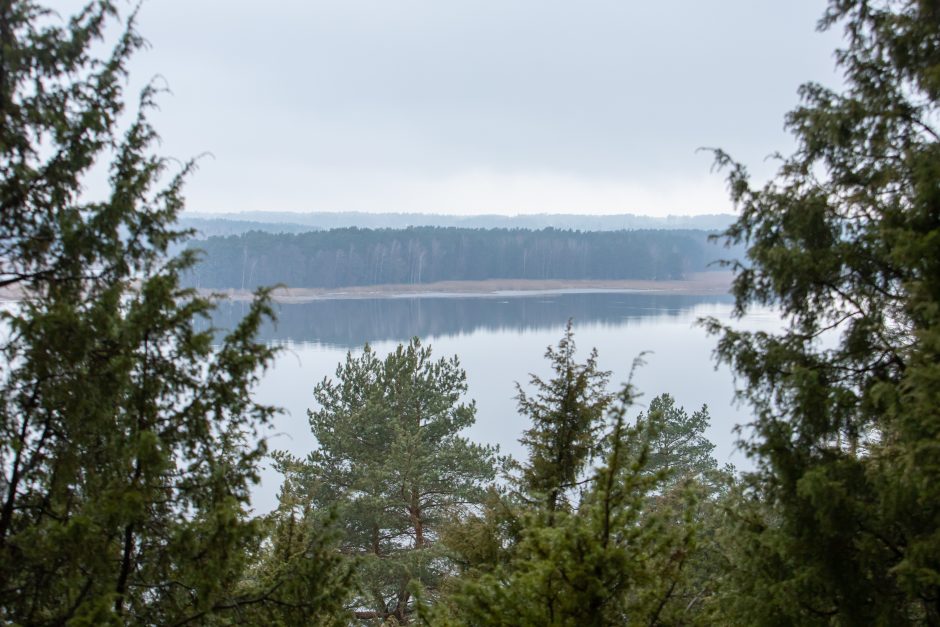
(54, 0, 841, 214)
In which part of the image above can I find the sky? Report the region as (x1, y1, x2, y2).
(57, 0, 842, 216)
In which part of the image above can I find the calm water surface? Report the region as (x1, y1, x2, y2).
(210, 291, 777, 512)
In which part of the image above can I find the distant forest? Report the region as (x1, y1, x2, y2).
(179, 211, 736, 237)
(183, 227, 738, 289)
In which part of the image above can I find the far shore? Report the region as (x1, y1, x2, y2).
(198, 271, 735, 303)
(0, 272, 735, 304)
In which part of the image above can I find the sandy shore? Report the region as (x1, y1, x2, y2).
(200, 272, 734, 303)
(0, 272, 734, 303)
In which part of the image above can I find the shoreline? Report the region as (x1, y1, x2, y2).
(198, 272, 734, 303)
(0, 272, 734, 304)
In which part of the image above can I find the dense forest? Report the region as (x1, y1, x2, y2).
(183, 227, 732, 289)
(3, 0, 939, 625)
(180, 211, 737, 236)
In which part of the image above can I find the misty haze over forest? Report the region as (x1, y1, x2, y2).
(179, 211, 737, 237)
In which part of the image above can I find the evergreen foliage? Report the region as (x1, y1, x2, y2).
(514, 320, 613, 514)
(436, 331, 725, 626)
(277, 339, 498, 623)
(634, 394, 722, 489)
(706, 0, 940, 622)
(450, 395, 683, 626)
(240, 493, 355, 626)
(629, 395, 733, 623)
(0, 2, 349, 622)
(182, 227, 724, 289)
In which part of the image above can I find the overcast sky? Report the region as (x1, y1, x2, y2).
(58, 0, 842, 216)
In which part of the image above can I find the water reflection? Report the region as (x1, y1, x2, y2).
(209, 291, 735, 348)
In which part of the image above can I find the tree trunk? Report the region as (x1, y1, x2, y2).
(410, 489, 423, 549)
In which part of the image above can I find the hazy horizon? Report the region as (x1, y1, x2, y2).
(54, 0, 840, 217)
(182, 209, 736, 219)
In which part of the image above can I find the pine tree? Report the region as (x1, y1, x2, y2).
(706, 0, 940, 622)
(629, 394, 732, 623)
(237, 484, 356, 626)
(0, 2, 349, 622)
(278, 338, 498, 623)
(443, 388, 702, 626)
(436, 331, 713, 625)
(634, 394, 724, 489)
(515, 320, 613, 514)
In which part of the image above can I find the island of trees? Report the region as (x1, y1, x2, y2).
(2, 0, 938, 625)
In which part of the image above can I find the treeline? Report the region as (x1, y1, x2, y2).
(178, 216, 324, 237)
(181, 210, 737, 233)
(183, 227, 733, 289)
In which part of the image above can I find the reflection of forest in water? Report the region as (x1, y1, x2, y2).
(206, 292, 735, 348)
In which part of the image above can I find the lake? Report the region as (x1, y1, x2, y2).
(209, 290, 778, 513)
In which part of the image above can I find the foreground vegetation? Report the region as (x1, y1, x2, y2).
(1, 0, 938, 624)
